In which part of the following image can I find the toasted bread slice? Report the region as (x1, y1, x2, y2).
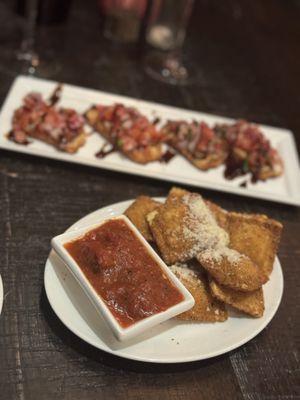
(171, 264, 228, 322)
(179, 149, 227, 170)
(209, 279, 264, 318)
(258, 161, 284, 180)
(28, 127, 87, 153)
(85, 106, 100, 127)
(124, 144, 163, 164)
(124, 196, 161, 241)
(9, 93, 87, 153)
(63, 130, 87, 153)
(85, 105, 163, 164)
(215, 120, 284, 181)
(194, 154, 227, 170)
(162, 120, 228, 171)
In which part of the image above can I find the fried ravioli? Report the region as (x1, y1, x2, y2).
(127, 186, 282, 322)
(149, 187, 265, 292)
(227, 212, 282, 279)
(146, 192, 195, 265)
(147, 187, 219, 264)
(197, 251, 265, 292)
(209, 279, 264, 318)
(170, 264, 228, 322)
(205, 200, 228, 230)
(124, 196, 161, 241)
(168, 187, 229, 230)
(147, 187, 227, 265)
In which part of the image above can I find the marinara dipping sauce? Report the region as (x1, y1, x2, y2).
(64, 219, 184, 328)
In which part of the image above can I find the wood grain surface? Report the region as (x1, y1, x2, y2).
(0, 0, 299, 399)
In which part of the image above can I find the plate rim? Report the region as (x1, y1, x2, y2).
(1, 75, 300, 207)
(44, 198, 284, 363)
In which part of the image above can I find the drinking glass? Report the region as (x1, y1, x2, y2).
(144, 0, 194, 85)
(101, 0, 147, 43)
(16, 0, 40, 75)
(16, 0, 59, 76)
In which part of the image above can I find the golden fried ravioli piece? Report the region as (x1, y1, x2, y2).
(166, 187, 228, 227)
(168, 187, 229, 230)
(197, 251, 265, 292)
(147, 187, 231, 266)
(147, 190, 197, 265)
(205, 200, 228, 230)
(151, 187, 264, 291)
(171, 265, 228, 322)
(209, 279, 264, 318)
(166, 186, 189, 201)
(227, 212, 282, 279)
(124, 196, 161, 241)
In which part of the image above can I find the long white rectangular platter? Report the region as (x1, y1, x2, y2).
(0, 75, 300, 206)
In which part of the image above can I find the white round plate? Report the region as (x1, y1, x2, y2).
(0, 275, 3, 315)
(44, 199, 284, 364)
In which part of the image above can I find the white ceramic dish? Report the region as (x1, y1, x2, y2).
(44, 199, 284, 363)
(51, 215, 194, 341)
(1, 76, 300, 206)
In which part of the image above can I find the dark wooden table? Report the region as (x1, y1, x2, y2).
(0, 1, 299, 399)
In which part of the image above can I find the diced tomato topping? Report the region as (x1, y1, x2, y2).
(10, 92, 85, 145)
(96, 103, 162, 150)
(196, 122, 215, 151)
(217, 119, 281, 173)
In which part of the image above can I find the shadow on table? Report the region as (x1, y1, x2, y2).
(40, 287, 230, 373)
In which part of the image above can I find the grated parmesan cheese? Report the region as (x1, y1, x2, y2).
(200, 246, 243, 264)
(170, 264, 198, 285)
(182, 194, 242, 264)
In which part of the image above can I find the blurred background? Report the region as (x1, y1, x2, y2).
(0, 0, 299, 150)
(0, 3, 300, 400)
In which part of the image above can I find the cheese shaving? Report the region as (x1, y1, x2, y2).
(170, 264, 198, 285)
(182, 193, 242, 264)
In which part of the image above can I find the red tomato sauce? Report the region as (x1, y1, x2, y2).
(64, 219, 184, 327)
